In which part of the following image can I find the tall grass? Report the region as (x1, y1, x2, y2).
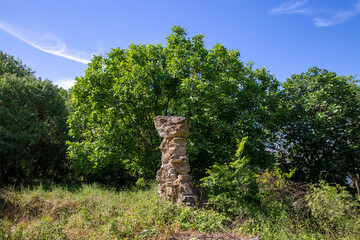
(2, 179, 358, 239)
(0, 182, 231, 239)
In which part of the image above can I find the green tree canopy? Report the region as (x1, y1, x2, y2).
(68, 26, 280, 186)
(0, 51, 69, 184)
(278, 67, 360, 195)
(0, 50, 35, 77)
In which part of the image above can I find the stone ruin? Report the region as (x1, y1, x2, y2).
(154, 116, 198, 207)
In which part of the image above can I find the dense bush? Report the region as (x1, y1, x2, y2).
(201, 137, 360, 239)
(0, 51, 70, 184)
(247, 179, 360, 240)
(200, 137, 259, 218)
(306, 181, 360, 237)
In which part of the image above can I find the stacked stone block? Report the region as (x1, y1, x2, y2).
(153, 116, 197, 207)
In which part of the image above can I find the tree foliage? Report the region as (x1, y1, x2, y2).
(0, 50, 35, 77)
(68, 26, 280, 186)
(278, 67, 360, 192)
(0, 51, 69, 184)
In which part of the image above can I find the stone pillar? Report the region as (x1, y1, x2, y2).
(153, 116, 198, 207)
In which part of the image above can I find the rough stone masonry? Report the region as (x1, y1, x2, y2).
(153, 116, 198, 207)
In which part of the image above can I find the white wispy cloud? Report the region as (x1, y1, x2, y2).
(270, 0, 360, 27)
(269, 0, 311, 15)
(53, 77, 76, 89)
(357, 0, 360, 12)
(313, 9, 357, 27)
(0, 21, 91, 64)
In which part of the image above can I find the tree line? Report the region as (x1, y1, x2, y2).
(1, 26, 359, 198)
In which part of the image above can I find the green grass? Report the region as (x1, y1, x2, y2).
(0, 182, 242, 239)
(1, 181, 359, 239)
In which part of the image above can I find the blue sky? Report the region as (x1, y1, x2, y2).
(1, 0, 359, 89)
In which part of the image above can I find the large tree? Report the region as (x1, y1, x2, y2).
(68, 26, 280, 185)
(278, 67, 360, 196)
(0, 51, 69, 184)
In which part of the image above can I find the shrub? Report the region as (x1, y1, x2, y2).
(306, 181, 360, 237)
(200, 137, 259, 218)
(256, 167, 309, 237)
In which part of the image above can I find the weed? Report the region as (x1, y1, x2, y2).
(0, 181, 230, 239)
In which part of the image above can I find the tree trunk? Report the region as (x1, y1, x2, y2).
(355, 176, 360, 199)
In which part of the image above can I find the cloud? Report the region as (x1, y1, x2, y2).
(53, 77, 76, 89)
(357, 0, 360, 12)
(314, 10, 357, 27)
(269, 0, 311, 15)
(0, 21, 91, 64)
(270, 0, 360, 27)
(313, 1, 360, 27)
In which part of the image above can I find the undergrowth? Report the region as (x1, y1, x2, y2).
(1, 137, 359, 239)
(1, 179, 359, 239)
(0, 182, 229, 239)
(201, 137, 360, 240)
